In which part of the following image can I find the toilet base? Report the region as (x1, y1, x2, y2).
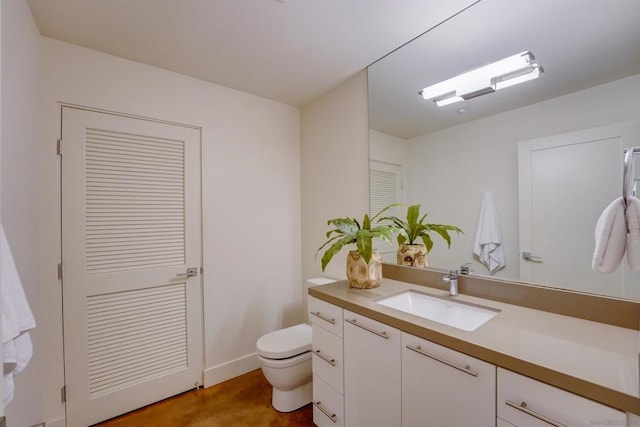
(271, 379, 313, 412)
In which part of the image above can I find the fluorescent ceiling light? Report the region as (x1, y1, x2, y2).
(419, 51, 543, 106)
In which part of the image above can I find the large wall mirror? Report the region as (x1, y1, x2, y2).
(368, 0, 640, 300)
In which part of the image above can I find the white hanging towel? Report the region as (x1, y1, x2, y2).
(473, 191, 506, 274)
(1, 223, 36, 406)
(591, 197, 627, 274)
(626, 196, 640, 271)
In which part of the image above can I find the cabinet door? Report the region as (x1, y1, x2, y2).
(402, 332, 496, 427)
(497, 368, 627, 427)
(344, 310, 401, 427)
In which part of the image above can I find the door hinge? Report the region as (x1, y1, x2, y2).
(57, 263, 63, 280)
(56, 138, 62, 156)
(61, 385, 66, 403)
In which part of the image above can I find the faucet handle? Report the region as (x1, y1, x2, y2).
(447, 269, 458, 279)
(460, 263, 473, 274)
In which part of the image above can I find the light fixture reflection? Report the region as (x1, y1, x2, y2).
(420, 51, 543, 106)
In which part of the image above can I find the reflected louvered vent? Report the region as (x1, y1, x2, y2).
(370, 169, 398, 217)
(369, 168, 401, 264)
(85, 129, 185, 274)
(87, 283, 188, 398)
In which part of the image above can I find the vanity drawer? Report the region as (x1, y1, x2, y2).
(309, 295, 343, 337)
(312, 324, 343, 393)
(497, 368, 626, 426)
(313, 376, 344, 427)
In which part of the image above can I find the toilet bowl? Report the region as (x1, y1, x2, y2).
(257, 323, 313, 412)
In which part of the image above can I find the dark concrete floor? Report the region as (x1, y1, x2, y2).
(95, 369, 314, 427)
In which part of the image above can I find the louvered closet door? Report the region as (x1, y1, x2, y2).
(61, 107, 202, 426)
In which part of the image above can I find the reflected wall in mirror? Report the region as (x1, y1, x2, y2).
(368, 0, 640, 300)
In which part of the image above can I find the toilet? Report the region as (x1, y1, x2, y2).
(257, 323, 313, 412)
(256, 277, 336, 412)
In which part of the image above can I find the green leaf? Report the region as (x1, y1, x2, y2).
(363, 213, 371, 231)
(316, 203, 408, 270)
(406, 204, 420, 227)
(370, 203, 401, 222)
(381, 204, 463, 252)
(355, 229, 372, 263)
(421, 234, 434, 252)
(327, 218, 359, 235)
(320, 235, 354, 271)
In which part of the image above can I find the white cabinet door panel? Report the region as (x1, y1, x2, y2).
(344, 310, 401, 427)
(402, 332, 495, 427)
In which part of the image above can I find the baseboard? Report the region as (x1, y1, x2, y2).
(203, 353, 260, 388)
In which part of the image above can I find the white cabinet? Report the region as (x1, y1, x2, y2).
(402, 332, 496, 427)
(310, 294, 627, 427)
(343, 310, 401, 427)
(497, 368, 627, 427)
(309, 295, 345, 427)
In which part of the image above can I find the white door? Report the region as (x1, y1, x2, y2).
(518, 121, 640, 298)
(61, 107, 203, 426)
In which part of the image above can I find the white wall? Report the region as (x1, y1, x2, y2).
(301, 71, 369, 284)
(406, 74, 640, 279)
(369, 129, 408, 167)
(39, 38, 301, 424)
(1, 0, 44, 425)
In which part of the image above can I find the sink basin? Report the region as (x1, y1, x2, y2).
(375, 290, 500, 331)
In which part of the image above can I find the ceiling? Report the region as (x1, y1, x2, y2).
(26, 0, 477, 107)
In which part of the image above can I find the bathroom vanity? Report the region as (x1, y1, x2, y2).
(308, 277, 638, 426)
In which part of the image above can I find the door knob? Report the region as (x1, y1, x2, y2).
(521, 252, 543, 262)
(176, 267, 198, 278)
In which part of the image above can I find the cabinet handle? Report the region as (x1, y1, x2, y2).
(313, 348, 336, 366)
(313, 400, 337, 423)
(405, 344, 478, 377)
(505, 400, 567, 427)
(345, 318, 389, 339)
(310, 311, 336, 324)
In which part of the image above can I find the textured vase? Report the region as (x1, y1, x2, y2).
(397, 244, 428, 268)
(346, 250, 382, 289)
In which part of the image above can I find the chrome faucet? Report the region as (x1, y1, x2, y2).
(443, 269, 459, 296)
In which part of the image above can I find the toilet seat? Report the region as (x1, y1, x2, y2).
(256, 324, 312, 359)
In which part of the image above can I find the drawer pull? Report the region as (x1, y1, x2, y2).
(311, 311, 336, 324)
(345, 318, 389, 339)
(313, 400, 337, 423)
(405, 344, 478, 377)
(313, 348, 337, 366)
(505, 400, 567, 427)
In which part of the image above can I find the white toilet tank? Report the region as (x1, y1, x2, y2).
(306, 277, 336, 288)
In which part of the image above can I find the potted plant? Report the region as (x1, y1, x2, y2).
(316, 205, 397, 289)
(383, 204, 463, 268)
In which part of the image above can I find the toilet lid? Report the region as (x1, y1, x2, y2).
(256, 324, 312, 359)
